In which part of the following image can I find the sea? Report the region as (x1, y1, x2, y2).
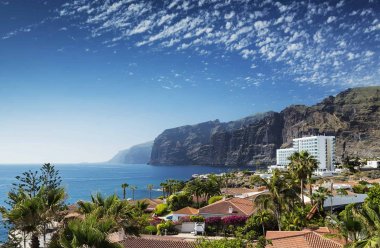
(0, 163, 250, 242)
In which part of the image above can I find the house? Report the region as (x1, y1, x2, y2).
(198, 197, 255, 218)
(221, 187, 267, 199)
(129, 198, 163, 212)
(363, 160, 379, 169)
(164, 207, 199, 221)
(266, 228, 344, 248)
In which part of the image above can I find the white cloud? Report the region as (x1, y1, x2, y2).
(50, 0, 380, 88)
(254, 20, 270, 30)
(326, 16, 337, 23)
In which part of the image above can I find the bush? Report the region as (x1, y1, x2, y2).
(154, 203, 169, 216)
(205, 217, 222, 235)
(144, 225, 157, 235)
(353, 184, 369, 194)
(157, 220, 177, 235)
(366, 184, 380, 205)
(359, 180, 369, 185)
(208, 196, 223, 205)
(190, 215, 205, 222)
(222, 215, 248, 226)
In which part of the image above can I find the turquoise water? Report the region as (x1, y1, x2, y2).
(0, 163, 248, 242)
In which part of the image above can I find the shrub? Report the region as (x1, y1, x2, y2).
(205, 217, 222, 235)
(157, 220, 177, 235)
(190, 215, 205, 222)
(205, 216, 222, 226)
(353, 184, 369, 194)
(366, 184, 380, 205)
(144, 225, 157, 235)
(222, 215, 248, 226)
(359, 180, 369, 185)
(208, 195, 223, 205)
(154, 203, 169, 216)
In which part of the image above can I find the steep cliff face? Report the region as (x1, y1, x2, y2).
(150, 86, 380, 166)
(110, 141, 153, 164)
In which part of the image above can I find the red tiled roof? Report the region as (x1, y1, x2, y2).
(173, 207, 199, 215)
(266, 230, 343, 248)
(199, 197, 255, 216)
(129, 198, 163, 210)
(119, 236, 195, 248)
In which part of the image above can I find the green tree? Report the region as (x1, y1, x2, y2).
(40, 163, 62, 191)
(130, 185, 137, 201)
(184, 178, 205, 208)
(253, 210, 271, 235)
(55, 214, 122, 248)
(147, 184, 154, 199)
(288, 151, 317, 206)
(121, 183, 129, 200)
(311, 187, 332, 212)
(253, 170, 291, 231)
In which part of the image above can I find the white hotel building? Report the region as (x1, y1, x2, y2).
(276, 136, 335, 172)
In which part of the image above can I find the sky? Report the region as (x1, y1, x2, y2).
(0, 0, 379, 163)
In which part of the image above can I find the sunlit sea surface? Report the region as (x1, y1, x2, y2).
(0, 163, 249, 242)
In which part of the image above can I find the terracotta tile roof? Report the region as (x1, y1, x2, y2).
(266, 230, 343, 248)
(174, 207, 199, 215)
(129, 198, 163, 211)
(119, 236, 195, 248)
(199, 197, 255, 216)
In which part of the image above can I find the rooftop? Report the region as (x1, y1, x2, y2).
(199, 197, 255, 216)
(119, 235, 195, 248)
(266, 229, 343, 248)
(173, 206, 199, 215)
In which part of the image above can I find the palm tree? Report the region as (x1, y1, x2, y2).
(254, 210, 271, 235)
(40, 187, 66, 245)
(311, 186, 332, 213)
(3, 195, 44, 248)
(253, 170, 289, 231)
(160, 182, 167, 198)
(121, 183, 129, 200)
(185, 178, 205, 208)
(147, 184, 154, 199)
(350, 202, 380, 247)
(289, 151, 318, 206)
(57, 214, 122, 248)
(130, 186, 137, 201)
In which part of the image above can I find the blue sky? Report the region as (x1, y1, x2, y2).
(0, 0, 379, 163)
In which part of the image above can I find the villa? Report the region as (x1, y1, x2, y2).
(198, 197, 255, 218)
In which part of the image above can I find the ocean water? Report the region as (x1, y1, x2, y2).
(0, 163, 249, 242)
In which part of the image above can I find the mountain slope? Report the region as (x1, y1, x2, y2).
(110, 141, 153, 164)
(150, 86, 380, 166)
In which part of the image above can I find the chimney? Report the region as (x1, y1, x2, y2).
(228, 206, 233, 214)
(222, 196, 226, 201)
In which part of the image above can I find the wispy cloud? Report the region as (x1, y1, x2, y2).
(5, 0, 379, 89)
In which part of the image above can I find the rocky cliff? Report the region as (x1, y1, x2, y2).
(110, 141, 153, 164)
(150, 86, 380, 166)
